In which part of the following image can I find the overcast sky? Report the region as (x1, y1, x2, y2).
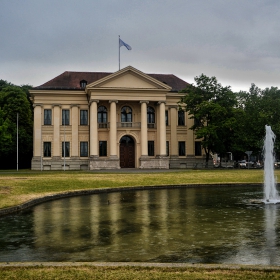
(1, 0, 280, 92)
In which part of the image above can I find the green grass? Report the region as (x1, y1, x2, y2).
(1, 265, 280, 280)
(0, 169, 273, 209)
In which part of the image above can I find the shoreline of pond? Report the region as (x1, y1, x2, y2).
(0, 183, 262, 217)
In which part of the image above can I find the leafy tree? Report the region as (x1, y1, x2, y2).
(0, 84, 33, 169)
(259, 86, 280, 157)
(0, 108, 12, 158)
(0, 79, 13, 91)
(180, 74, 237, 166)
(234, 84, 280, 161)
(233, 84, 264, 159)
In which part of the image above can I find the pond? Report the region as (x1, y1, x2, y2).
(0, 185, 280, 265)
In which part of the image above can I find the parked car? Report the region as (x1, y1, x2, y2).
(247, 161, 255, 168)
(275, 160, 280, 168)
(238, 160, 247, 168)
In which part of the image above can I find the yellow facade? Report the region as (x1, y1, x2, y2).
(30, 66, 204, 170)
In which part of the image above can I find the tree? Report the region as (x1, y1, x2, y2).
(0, 84, 33, 169)
(233, 84, 280, 161)
(233, 84, 264, 159)
(180, 74, 237, 166)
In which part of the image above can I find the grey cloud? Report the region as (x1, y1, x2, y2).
(1, 0, 280, 91)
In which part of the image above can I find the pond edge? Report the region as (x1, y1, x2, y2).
(0, 183, 262, 217)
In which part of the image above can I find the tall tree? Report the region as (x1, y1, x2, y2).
(0, 84, 33, 169)
(180, 74, 237, 166)
(234, 84, 280, 160)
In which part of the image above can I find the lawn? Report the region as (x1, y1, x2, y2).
(1, 264, 280, 280)
(0, 169, 271, 209)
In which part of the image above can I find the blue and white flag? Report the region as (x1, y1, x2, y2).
(119, 38, 132, 50)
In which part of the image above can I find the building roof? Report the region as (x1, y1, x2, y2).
(34, 70, 189, 92)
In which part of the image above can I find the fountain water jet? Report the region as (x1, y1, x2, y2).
(264, 125, 280, 204)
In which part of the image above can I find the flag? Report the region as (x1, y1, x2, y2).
(119, 38, 132, 50)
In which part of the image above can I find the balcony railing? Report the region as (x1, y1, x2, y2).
(117, 122, 141, 128)
(98, 123, 108, 128)
(147, 123, 156, 129)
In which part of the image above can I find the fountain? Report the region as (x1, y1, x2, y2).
(263, 125, 280, 204)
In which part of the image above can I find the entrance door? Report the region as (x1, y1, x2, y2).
(120, 136, 135, 168)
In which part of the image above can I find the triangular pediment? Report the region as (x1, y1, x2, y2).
(87, 66, 171, 91)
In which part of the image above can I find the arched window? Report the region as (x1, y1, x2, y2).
(147, 106, 155, 124)
(121, 106, 132, 122)
(98, 106, 107, 123)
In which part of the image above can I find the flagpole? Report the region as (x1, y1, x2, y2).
(17, 113, 18, 171)
(118, 35, 120, 70)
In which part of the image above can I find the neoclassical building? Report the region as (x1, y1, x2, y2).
(30, 66, 204, 170)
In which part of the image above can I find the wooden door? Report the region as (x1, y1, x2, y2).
(120, 136, 135, 168)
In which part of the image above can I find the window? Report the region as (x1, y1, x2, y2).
(44, 109, 52, 125)
(121, 106, 132, 122)
(80, 80, 87, 88)
(62, 109, 70, 125)
(165, 110, 169, 126)
(98, 106, 107, 125)
(99, 141, 107, 157)
(80, 142, 88, 157)
(148, 141, 154, 156)
(43, 142, 51, 157)
(178, 110, 185, 126)
(62, 142, 70, 157)
(195, 142, 202, 156)
(178, 141, 186, 156)
(80, 110, 88, 125)
(166, 141, 169, 156)
(147, 106, 155, 124)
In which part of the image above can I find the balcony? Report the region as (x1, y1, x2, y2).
(147, 123, 156, 129)
(98, 123, 108, 128)
(117, 122, 141, 128)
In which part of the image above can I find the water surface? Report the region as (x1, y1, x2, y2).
(0, 186, 280, 265)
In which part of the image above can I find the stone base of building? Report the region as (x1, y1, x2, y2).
(31, 156, 213, 170)
(31, 157, 89, 170)
(169, 155, 213, 169)
(89, 156, 120, 170)
(139, 156, 169, 169)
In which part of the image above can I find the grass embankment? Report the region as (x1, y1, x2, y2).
(0, 168, 273, 209)
(1, 265, 280, 280)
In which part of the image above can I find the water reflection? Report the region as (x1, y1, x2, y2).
(0, 186, 280, 264)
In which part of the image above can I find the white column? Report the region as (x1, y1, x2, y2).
(140, 101, 148, 156)
(90, 100, 99, 157)
(158, 101, 166, 156)
(33, 104, 42, 157)
(109, 100, 118, 157)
